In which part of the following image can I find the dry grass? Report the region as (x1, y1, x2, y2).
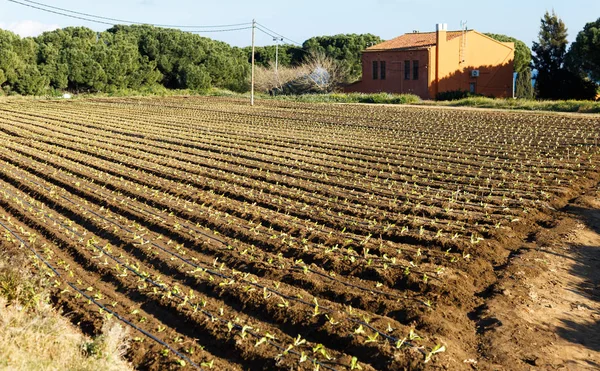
(0, 242, 132, 371)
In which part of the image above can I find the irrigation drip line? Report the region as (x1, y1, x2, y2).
(0, 142, 423, 288)
(2, 132, 435, 283)
(71, 284, 201, 368)
(0, 131, 447, 296)
(0, 182, 340, 371)
(0, 217, 203, 370)
(0, 114, 508, 248)
(8, 167, 418, 348)
(1, 163, 425, 357)
(4, 147, 419, 287)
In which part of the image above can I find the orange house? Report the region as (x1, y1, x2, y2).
(347, 24, 515, 99)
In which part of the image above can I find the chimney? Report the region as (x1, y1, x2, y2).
(435, 23, 448, 97)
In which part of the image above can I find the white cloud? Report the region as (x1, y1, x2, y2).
(0, 20, 60, 37)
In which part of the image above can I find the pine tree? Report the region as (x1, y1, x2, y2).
(532, 11, 568, 99)
(566, 17, 600, 82)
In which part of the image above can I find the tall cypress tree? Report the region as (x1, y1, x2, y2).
(532, 11, 568, 99)
(516, 68, 534, 99)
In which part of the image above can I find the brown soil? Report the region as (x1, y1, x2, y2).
(0, 97, 599, 370)
(474, 187, 600, 370)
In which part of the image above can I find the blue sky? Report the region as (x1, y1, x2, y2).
(1, 0, 598, 48)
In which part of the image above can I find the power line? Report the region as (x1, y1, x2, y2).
(255, 26, 277, 39)
(8, 0, 310, 61)
(8, 0, 303, 44)
(8, 0, 252, 29)
(255, 22, 301, 46)
(8, 0, 115, 26)
(189, 27, 253, 33)
(255, 26, 308, 54)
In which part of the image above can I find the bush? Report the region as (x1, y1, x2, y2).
(436, 89, 485, 101)
(355, 92, 421, 104)
(536, 69, 597, 100)
(434, 97, 600, 113)
(270, 92, 421, 104)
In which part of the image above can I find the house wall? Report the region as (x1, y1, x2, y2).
(428, 46, 437, 99)
(347, 49, 430, 99)
(435, 31, 514, 98)
(348, 30, 515, 99)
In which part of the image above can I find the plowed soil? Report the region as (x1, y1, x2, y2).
(0, 96, 599, 370)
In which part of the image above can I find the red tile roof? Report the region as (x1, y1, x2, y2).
(367, 31, 465, 51)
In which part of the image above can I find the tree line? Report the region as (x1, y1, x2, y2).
(0, 25, 382, 96)
(0, 15, 598, 100)
(0, 25, 249, 95)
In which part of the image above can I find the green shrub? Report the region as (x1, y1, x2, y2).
(436, 89, 485, 101)
(273, 92, 421, 105)
(435, 97, 600, 113)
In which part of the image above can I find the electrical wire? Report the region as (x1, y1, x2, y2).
(7, 0, 114, 26)
(189, 26, 252, 33)
(255, 26, 308, 54)
(8, 0, 252, 30)
(8, 0, 303, 46)
(255, 22, 301, 45)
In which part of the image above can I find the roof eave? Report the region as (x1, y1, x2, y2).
(364, 45, 434, 52)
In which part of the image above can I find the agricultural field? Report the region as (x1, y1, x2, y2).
(0, 96, 599, 370)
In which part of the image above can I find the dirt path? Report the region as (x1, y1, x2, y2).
(476, 188, 600, 370)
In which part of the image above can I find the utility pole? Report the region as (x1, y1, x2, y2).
(273, 36, 284, 92)
(273, 37, 283, 74)
(251, 19, 256, 106)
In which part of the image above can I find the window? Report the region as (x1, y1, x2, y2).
(470, 82, 476, 93)
(413, 60, 419, 80)
(380, 61, 386, 80)
(372, 61, 378, 80)
(404, 60, 410, 80)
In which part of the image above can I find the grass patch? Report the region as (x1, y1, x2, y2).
(4, 87, 599, 114)
(267, 92, 422, 104)
(428, 97, 600, 113)
(0, 240, 132, 371)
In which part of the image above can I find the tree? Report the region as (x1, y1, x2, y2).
(246, 44, 295, 68)
(178, 63, 211, 90)
(299, 34, 383, 83)
(485, 33, 534, 99)
(485, 33, 531, 73)
(532, 11, 597, 100)
(0, 29, 48, 95)
(532, 11, 569, 99)
(515, 67, 534, 99)
(14, 64, 47, 95)
(566, 17, 600, 82)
